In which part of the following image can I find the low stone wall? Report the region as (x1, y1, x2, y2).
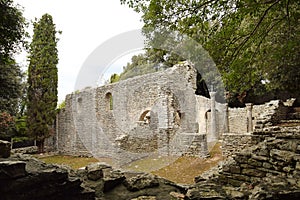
(223, 100, 291, 157)
(221, 133, 254, 157)
(219, 126, 300, 189)
(0, 154, 94, 200)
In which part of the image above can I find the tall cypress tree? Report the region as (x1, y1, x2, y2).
(27, 14, 58, 153)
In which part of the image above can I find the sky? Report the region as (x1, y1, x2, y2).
(14, 0, 144, 103)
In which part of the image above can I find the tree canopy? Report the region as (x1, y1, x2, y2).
(0, 0, 27, 115)
(27, 14, 59, 152)
(121, 0, 300, 104)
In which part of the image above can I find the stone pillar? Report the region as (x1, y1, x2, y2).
(224, 103, 229, 133)
(246, 103, 253, 132)
(210, 92, 218, 141)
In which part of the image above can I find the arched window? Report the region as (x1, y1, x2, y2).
(139, 110, 151, 123)
(105, 92, 113, 110)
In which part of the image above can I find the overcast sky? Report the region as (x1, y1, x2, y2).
(14, 0, 144, 103)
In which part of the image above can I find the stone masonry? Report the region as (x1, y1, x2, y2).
(52, 62, 227, 166)
(50, 61, 292, 166)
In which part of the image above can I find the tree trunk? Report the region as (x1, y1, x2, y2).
(37, 139, 45, 153)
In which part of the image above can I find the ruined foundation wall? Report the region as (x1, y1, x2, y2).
(54, 62, 209, 164)
(223, 100, 290, 157)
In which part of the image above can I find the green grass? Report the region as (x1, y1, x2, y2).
(152, 142, 223, 184)
(123, 155, 178, 173)
(123, 142, 223, 184)
(38, 155, 99, 169)
(37, 143, 223, 184)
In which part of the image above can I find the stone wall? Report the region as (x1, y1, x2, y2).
(219, 126, 300, 190)
(0, 153, 94, 199)
(228, 107, 248, 133)
(52, 60, 292, 164)
(53, 62, 211, 165)
(222, 100, 290, 157)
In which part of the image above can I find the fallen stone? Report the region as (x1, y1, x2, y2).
(124, 173, 159, 192)
(169, 191, 185, 199)
(0, 140, 11, 158)
(270, 149, 295, 163)
(242, 168, 266, 178)
(11, 146, 38, 154)
(103, 169, 126, 192)
(86, 162, 111, 181)
(0, 161, 26, 179)
(131, 196, 156, 200)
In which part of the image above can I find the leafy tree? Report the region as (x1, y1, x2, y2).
(0, 111, 14, 140)
(0, 58, 23, 115)
(0, 0, 27, 139)
(121, 0, 300, 104)
(0, 0, 27, 57)
(109, 73, 120, 83)
(27, 14, 59, 153)
(0, 0, 27, 115)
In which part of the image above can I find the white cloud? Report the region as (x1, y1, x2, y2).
(14, 0, 143, 103)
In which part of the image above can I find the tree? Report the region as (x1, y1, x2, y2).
(109, 73, 120, 83)
(0, 0, 27, 115)
(0, 0, 27, 140)
(27, 14, 59, 153)
(0, 0, 27, 57)
(121, 0, 300, 104)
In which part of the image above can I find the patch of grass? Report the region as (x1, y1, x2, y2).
(123, 155, 178, 173)
(123, 142, 223, 184)
(152, 142, 223, 184)
(38, 155, 100, 169)
(37, 143, 223, 184)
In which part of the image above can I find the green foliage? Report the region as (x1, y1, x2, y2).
(0, 0, 27, 57)
(0, 57, 23, 115)
(0, 111, 14, 139)
(57, 101, 66, 110)
(121, 0, 300, 103)
(109, 73, 120, 83)
(119, 50, 174, 81)
(27, 14, 59, 152)
(14, 115, 27, 136)
(12, 136, 29, 143)
(0, 0, 27, 115)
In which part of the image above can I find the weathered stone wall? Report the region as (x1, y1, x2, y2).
(53, 60, 293, 164)
(54, 62, 211, 165)
(222, 100, 290, 157)
(219, 126, 300, 190)
(228, 107, 248, 133)
(221, 133, 254, 157)
(195, 96, 226, 142)
(0, 153, 94, 199)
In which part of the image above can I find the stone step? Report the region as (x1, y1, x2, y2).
(280, 119, 300, 123)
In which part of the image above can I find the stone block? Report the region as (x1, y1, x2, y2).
(296, 162, 300, 171)
(230, 174, 251, 182)
(251, 155, 268, 161)
(124, 173, 159, 192)
(0, 161, 26, 179)
(234, 154, 250, 164)
(103, 170, 125, 192)
(0, 140, 11, 158)
(11, 146, 38, 154)
(270, 149, 295, 163)
(248, 158, 263, 167)
(262, 162, 273, 169)
(242, 168, 266, 177)
(86, 162, 111, 181)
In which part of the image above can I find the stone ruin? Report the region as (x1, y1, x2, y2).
(47, 62, 227, 165)
(1, 62, 300, 199)
(46, 61, 296, 166)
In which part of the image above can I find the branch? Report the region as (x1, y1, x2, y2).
(230, 0, 280, 63)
